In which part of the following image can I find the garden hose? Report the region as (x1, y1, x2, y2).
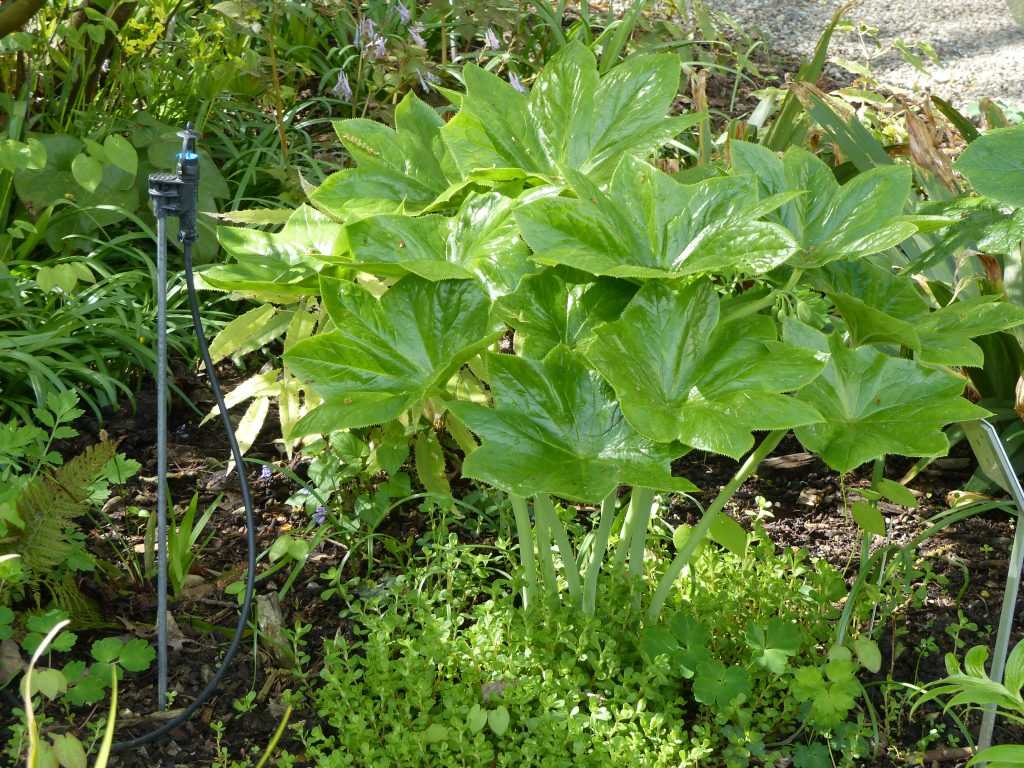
(111, 125, 257, 752)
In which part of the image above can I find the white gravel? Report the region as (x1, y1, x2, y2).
(703, 0, 1024, 107)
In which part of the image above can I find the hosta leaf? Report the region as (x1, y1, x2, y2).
(731, 141, 915, 266)
(583, 281, 824, 458)
(787, 326, 989, 472)
(495, 270, 637, 358)
(516, 158, 797, 278)
(448, 347, 694, 502)
(345, 192, 534, 298)
(444, 42, 689, 181)
(955, 124, 1024, 207)
(312, 92, 448, 220)
(285, 276, 498, 436)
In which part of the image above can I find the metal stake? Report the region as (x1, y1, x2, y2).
(154, 212, 169, 711)
(963, 419, 1024, 750)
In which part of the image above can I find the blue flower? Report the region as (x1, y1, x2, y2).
(396, 1, 411, 24)
(367, 33, 387, 60)
(417, 69, 439, 93)
(484, 28, 500, 51)
(508, 72, 527, 93)
(409, 22, 426, 47)
(313, 506, 327, 526)
(259, 464, 273, 481)
(331, 69, 353, 100)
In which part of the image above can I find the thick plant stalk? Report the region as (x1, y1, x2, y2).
(535, 494, 582, 602)
(582, 492, 617, 615)
(623, 487, 656, 576)
(610, 489, 651, 569)
(647, 430, 786, 621)
(509, 495, 537, 610)
(535, 499, 558, 596)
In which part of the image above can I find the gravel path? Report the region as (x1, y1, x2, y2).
(704, 0, 1024, 107)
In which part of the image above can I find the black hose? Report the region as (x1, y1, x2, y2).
(111, 239, 257, 751)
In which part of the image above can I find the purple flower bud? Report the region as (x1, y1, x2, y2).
(484, 28, 500, 51)
(313, 505, 327, 526)
(367, 34, 387, 60)
(259, 464, 273, 481)
(409, 23, 426, 47)
(416, 69, 439, 93)
(396, 1, 411, 24)
(331, 69, 353, 100)
(508, 72, 527, 94)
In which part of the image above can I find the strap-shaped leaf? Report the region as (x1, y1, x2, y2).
(731, 141, 916, 266)
(515, 157, 797, 279)
(583, 281, 824, 458)
(786, 322, 989, 472)
(495, 270, 637, 358)
(311, 92, 449, 220)
(344, 193, 534, 298)
(284, 276, 498, 435)
(443, 42, 694, 181)
(448, 347, 695, 502)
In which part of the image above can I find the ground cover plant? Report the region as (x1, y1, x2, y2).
(4, 2, 1024, 767)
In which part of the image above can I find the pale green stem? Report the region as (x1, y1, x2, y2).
(535, 499, 557, 596)
(535, 494, 582, 602)
(509, 494, 537, 610)
(582, 492, 617, 615)
(647, 430, 786, 622)
(627, 487, 656, 578)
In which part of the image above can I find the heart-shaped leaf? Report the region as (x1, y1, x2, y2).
(732, 141, 916, 266)
(516, 157, 798, 279)
(787, 322, 989, 472)
(487, 705, 510, 737)
(286, 276, 497, 435)
(449, 346, 695, 502)
(583, 281, 825, 458)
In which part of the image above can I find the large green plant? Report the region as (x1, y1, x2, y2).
(204, 42, 1019, 624)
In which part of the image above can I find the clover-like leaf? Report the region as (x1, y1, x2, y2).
(285, 276, 498, 436)
(448, 347, 694, 502)
(345, 192, 534, 298)
(443, 42, 693, 181)
(516, 157, 798, 279)
(746, 618, 804, 674)
(312, 92, 449, 220)
(640, 611, 712, 679)
(693, 661, 752, 710)
(787, 323, 989, 472)
(731, 141, 916, 266)
(583, 280, 824, 458)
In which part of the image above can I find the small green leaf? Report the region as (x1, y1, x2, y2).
(875, 478, 917, 508)
(102, 134, 138, 176)
(852, 637, 882, 674)
(118, 639, 155, 673)
(693, 661, 752, 710)
(424, 723, 448, 743)
(852, 501, 886, 537)
(90, 637, 123, 664)
(51, 733, 88, 768)
(31, 667, 68, 699)
(467, 703, 487, 734)
(709, 514, 747, 556)
(71, 152, 103, 193)
(414, 430, 451, 498)
(487, 705, 510, 737)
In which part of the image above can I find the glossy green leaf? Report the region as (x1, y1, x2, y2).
(345, 192, 534, 298)
(916, 296, 1024, 367)
(731, 141, 916, 266)
(584, 281, 824, 457)
(286, 276, 497, 435)
(516, 158, 798, 278)
(102, 134, 137, 177)
(709, 514, 748, 556)
(967, 745, 1024, 767)
(955, 125, 1024, 207)
(496, 271, 637, 358)
(788, 327, 989, 472)
(218, 204, 345, 266)
(449, 347, 695, 502)
(444, 42, 690, 180)
(312, 92, 449, 220)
